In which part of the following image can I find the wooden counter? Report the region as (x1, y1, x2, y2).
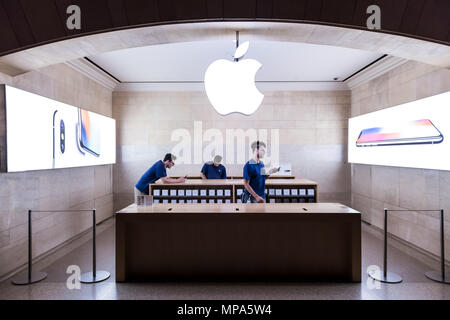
(116, 203, 361, 282)
(149, 178, 318, 203)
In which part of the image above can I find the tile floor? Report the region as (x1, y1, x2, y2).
(0, 218, 449, 300)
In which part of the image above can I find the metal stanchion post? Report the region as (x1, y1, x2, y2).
(11, 210, 48, 285)
(425, 209, 450, 284)
(80, 209, 110, 283)
(367, 209, 403, 283)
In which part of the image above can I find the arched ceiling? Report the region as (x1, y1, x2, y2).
(0, 21, 449, 77)
(0, 0, 448, 58)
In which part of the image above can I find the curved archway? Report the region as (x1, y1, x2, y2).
(1, 0, 448, 56)
(1, 21, 449, 76)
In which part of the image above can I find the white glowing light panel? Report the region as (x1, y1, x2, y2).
(348, 91, 450, 171)
(4, 85, 116, 172)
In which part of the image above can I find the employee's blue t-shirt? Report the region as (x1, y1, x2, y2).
(135, 160, 167, 194)
(201, 162, 227, 179)
(243, 160, 266, 198)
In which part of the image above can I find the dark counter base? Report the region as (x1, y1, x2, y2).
(120, 276, 359, 283)
(116, 208, 361, 283)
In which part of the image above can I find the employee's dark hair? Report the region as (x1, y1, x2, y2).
(251, 141, 266, 152)
(163, 153, 176, 162)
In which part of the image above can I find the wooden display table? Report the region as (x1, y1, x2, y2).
(150, 179, 235, 204)
(228, 175, 296, 180)
(170, 176, 295, 180)
(149, 178, 318, 203)
(235, 178, 318, 203)
(116, 203, 361, 282)
(170, 176, 296, 180)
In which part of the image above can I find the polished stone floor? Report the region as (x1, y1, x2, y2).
(0, 218, 449, 300)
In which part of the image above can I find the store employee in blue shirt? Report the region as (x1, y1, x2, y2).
(241, 141, 280, 203)
(134, 153, 185, 200)
(200, 155, 227, 180)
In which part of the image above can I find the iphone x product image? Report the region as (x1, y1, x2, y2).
(53, 108, 79, 168)
(77, 108, 101, 157)
(356, 119, 444, 147)
(52, 110, 66, 168)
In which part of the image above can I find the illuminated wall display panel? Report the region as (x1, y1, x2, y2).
(2, 85, 116, 172)
(348, 91, 450, 171)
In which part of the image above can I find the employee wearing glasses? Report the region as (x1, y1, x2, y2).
(134, 153, 185, 201)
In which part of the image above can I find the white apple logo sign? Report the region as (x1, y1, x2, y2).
(204, 41, 264, 116)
